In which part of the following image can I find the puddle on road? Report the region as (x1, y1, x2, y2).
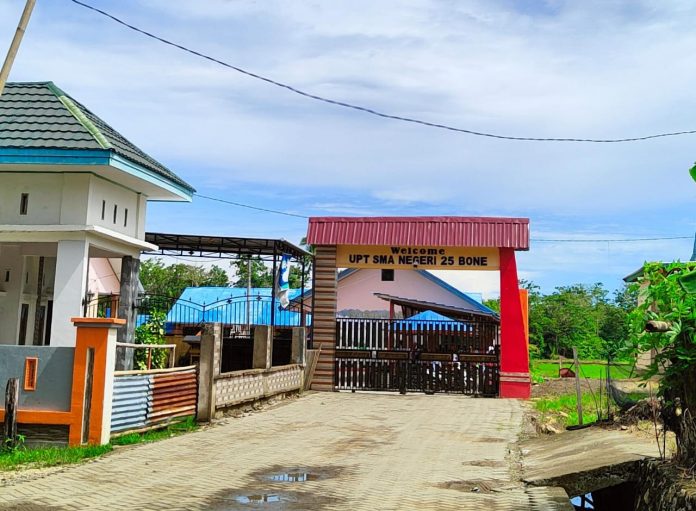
(208, 492, 292, 510)
(234, 494, 284, 504)
(435, 479, 498, 493)
(208, 466, 345, 510)
(252, 464, 343, 484)
(267, 472, 319, 482)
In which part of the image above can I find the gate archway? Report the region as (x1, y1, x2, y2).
(306, 216, 531, 398)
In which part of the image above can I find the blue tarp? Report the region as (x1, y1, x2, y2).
(392, 310, 468, 331)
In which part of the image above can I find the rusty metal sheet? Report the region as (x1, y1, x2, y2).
(111, 367, 197, 435)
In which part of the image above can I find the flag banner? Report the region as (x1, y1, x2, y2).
(276, 254, 291, 308)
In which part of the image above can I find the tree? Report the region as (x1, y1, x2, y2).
(627, 262, 696, 462)
(139, 258, 229, 298)
(231, 256, 273, 287)
(232, 254, 311, 289)
(521, 281, 629, 360)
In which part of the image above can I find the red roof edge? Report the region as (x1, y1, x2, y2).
(307, 216, 530, 250)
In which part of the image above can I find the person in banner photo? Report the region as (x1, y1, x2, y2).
(276, 254, 291, 308)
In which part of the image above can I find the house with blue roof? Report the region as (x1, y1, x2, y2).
(0, 82, 194, 346)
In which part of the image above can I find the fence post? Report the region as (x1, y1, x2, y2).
(291, 327, 306, 366)
(3, 378, 18, 448)
(573, 347, 583, 426)
(68, 317, 122, 446)
(253, 326, 273, 370)
(197, 323, 220, 422)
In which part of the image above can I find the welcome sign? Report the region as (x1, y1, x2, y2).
(336, 245, 499, 270)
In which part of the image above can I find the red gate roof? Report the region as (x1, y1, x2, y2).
(307, 216, 529, 250)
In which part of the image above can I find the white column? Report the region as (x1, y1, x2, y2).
(50, 240, 89, 347)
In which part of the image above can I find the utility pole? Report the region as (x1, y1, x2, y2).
(0, 0, 37, 96)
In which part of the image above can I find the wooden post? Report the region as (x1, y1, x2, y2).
(32, 256, 45, 345)
(116, 256, 140, 370)
(3, 378, 19, 449)
(0, 0, 37, 96)
(573, 347, 583, 426)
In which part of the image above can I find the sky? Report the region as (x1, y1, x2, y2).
(2, 0, 696, 298)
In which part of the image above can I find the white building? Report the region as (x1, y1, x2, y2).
(0, 82, 194, 346)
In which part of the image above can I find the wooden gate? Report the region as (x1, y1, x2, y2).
(334, 318, 499, 396)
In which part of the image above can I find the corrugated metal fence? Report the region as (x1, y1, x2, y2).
(111, 366, 197, 434)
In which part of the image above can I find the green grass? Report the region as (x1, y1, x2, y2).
(0, 444, 112, 471)
(111, 416, 198, 446)
(0, 416, 198, 471)
(535, 390, 611, 427)
(531, 361, 635, 381)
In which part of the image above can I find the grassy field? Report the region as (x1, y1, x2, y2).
(531, 360, 635, 381)
(0, 417, 198, 471)
(534, 390, 611, 427)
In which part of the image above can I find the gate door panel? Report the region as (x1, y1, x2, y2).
(335, 318, 499, 396)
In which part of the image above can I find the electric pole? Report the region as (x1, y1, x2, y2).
(0, 0, 37, 96)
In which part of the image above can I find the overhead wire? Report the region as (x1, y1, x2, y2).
(70, 0, 696, 143)
(193, 193, 691, 244)
(194, 193, 308, 219)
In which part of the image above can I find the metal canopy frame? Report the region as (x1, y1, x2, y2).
(374, 293, 500, 324)
(144, 232, 312, 328)
(144, 232, 311, 261)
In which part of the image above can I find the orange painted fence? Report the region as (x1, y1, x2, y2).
(0, 318, 120, 446)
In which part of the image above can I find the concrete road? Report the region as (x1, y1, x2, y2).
(0, 392, 570, 510)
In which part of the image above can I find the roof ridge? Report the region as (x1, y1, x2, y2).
(45, 82, 112, 150)
(415, 270, 498, 316)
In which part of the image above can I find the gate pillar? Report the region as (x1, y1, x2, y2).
(310, 245, 338, 390)
(498, 248, 531, 398)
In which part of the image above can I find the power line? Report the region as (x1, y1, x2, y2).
(533, 236, 691, 243)
(196, 192, 691, 243)
(70, 0, 696, 144)
(194, 193, 309, 218)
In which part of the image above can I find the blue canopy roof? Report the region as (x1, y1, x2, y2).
(391, 310, 468, 330)
(166, 287, 305, 327)
(406, 310, 456, 322)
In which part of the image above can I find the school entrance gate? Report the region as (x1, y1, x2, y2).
(306, 216, 531, 399)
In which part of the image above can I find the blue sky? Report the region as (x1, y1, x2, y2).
(2, 0, 696, 297)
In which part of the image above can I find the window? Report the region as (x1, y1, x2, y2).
(124, 208, 128, 227)
(19, 193, 29, 215)
(381, 269, 395, 281)
(4, 270, 9, 283)
(23, 357, 38, 390)
(101, 200, 106, 220)
(113, 204, 118, 224)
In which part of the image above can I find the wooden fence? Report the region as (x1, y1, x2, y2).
(336, 318, 499, 353)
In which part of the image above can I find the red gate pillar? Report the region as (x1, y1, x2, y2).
(498, 248, 531, 398)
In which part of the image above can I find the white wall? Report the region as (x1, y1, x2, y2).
(336, 269, 481, 314)
(0, 244, 58, 345)
(87, 176, 144, 239)
(0, 174, 65, 225)
(0, 244, 23, 344)
(0, 172, 146, 240)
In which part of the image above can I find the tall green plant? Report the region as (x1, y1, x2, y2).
(134, 311, 168, 370)
(627, 262, 696, 462)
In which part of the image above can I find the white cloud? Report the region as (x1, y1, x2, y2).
(4, 0, 696, 291)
